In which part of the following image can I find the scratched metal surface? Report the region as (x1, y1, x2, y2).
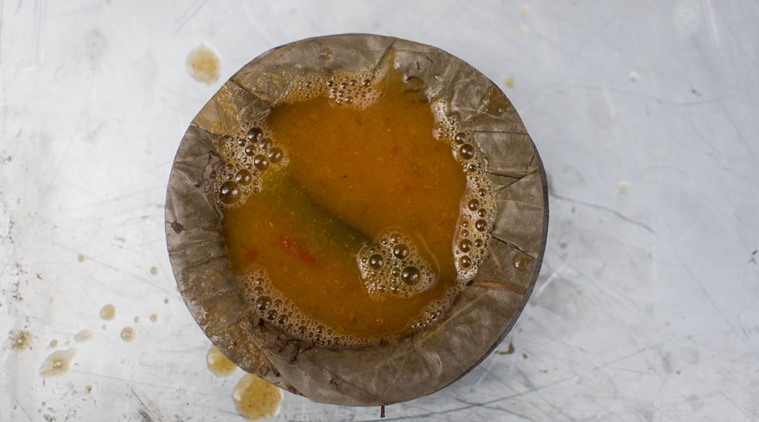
(1, 0, 758, 421)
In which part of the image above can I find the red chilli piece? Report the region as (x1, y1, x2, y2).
(279, 235, 318, 267)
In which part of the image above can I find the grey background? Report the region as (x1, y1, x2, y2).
(1, 0, 757, 420)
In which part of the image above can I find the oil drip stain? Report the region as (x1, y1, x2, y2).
(49, 339, 58, 348)
(504, 76, 515, 89)
(40, 349, 76, 377)
(187, 44, 220, 84)
(100, 304, 116, 320)
(618, 180, 631, 193)
(9, 330, 32, 350)
(520, 4, 530, 16)
(77, 254, 85, 262)
(233, 374, 282, 421)
(207, 345, 237, 377)
(149, 314, 158, 322)
(120, 327, 135, 342)
(74, 329, 92, 343)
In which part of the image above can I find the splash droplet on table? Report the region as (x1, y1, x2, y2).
(74, 329, 92, 343)
(187, 44, 220, 84)
(520, 4, 530, 16)
(519, 25, 529, 36)
(150, 266, 158, 275)
(85, 385, 94, 394)
(504, 76, 515, 89)
(100, 304, 116, 320)
(77, 254, 85, 262)
(618, 180, 631, 193)
(233, 374, 282, 421)
(40, 349, 76, 377)
(133, 316, 140, 324)
(120, 327, 135, 342)
(49, 339, 58, 348)
(9, 330, 32, 350)
(149, 314, 158, 322)
(207, 345, 237, 377)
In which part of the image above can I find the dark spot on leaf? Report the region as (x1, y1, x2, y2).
(171, 221, 185, 234)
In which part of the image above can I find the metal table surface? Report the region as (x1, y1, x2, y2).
(1, 1, 757, 420)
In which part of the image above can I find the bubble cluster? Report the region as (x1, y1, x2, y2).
(239, 269, 370, 348)
(212, 125, 289, 208)
(430, 100, 497, 283)
(407, 285, 462, 331)
(280, 66, 387, 110)
(357, 230, 438, 301)
(325, 73, 383, 108)
(452, 174, 496, 280)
